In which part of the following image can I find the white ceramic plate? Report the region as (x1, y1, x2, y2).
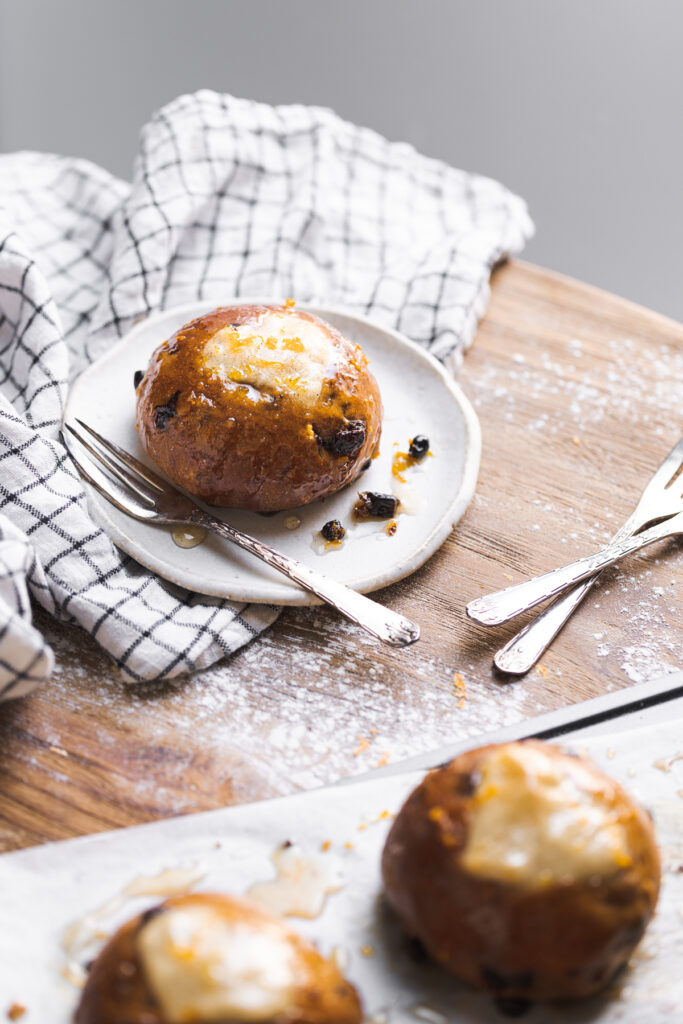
(64, 302, 481, 605)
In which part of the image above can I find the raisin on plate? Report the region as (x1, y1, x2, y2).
(408, 434, 429, 459)
(320, 520, 346, 542)
(353, 491, 399, 519)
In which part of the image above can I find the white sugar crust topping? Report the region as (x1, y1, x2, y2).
(202, 311, 336, 403)
(461, 745, 631, 886)
(137, 902, 300, 1022)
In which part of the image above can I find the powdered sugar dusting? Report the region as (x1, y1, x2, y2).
(37, 606, 540, 814)
(7, 271, 682, 838)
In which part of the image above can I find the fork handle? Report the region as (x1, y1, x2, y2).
(467, 515, 679, 627)
(493, 512, 643, 674)
(493, 579, 599, 673)
(198, 514, 420, 647)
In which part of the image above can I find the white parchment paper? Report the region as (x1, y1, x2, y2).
(1, 720, 682, 1023)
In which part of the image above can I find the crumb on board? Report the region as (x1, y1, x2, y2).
(61, 960, 87, 987)
(503, 572, 514, 581)
(353, 734, 371, 756)
(343, 841, 354, 850)
(452, 672, 467, 708)
(573, 435, 582, 445)
(535, 663, 549, 678)
(360, 944, 375, 958)
(7, 1006, 26, 1021)
(376, 750, 390, 767)
(353, 729, 381, 757)
(49, 745, 69, 757)
(358, 809, 393, 831)
(320, 840, 331, 852)
(654, 753, 683, 773)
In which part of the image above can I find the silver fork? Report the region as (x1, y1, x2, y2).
(493, 435, 683, 673)
(62, 419, 420, 648)
(467, 439, 683, 629)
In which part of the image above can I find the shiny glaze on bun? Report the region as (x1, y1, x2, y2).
(75, 892, 363, 1024)
(382, 740, 661, 1004)
(136, 304, 382, 512)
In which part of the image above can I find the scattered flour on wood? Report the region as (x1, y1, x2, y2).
(33, 326, 682, 815)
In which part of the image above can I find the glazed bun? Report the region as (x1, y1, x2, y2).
(135, 303, 382, 512)
(75, 892, 362, 1024)
(381, 740, 660, 1004)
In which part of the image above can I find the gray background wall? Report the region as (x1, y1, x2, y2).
(1, 0, 681, 320)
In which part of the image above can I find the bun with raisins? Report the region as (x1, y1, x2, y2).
(381, 740, 660, 1004)
(135, 304, 382, 512)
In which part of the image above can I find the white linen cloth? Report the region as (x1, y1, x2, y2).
(0, 90, 533, 699)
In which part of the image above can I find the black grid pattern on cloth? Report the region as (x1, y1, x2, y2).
(0, 90, 532, 700)
(0, 516, 55, 700)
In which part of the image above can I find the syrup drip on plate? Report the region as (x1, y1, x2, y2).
(172, 525, 207, 549)
(247, 842, 344, 919)
(60, 864, 206, 987)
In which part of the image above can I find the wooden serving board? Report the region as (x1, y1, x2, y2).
(0, 260, 681, 853)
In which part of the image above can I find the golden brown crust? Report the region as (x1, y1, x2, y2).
(75, 892, 362, 1024)
(135, 305, 382, 512)
(381, 740, 661, 1003)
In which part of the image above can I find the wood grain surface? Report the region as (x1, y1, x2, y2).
(1, 260, 681, 853)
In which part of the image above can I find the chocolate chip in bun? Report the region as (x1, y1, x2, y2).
(75, 892, 363, 1024)
(381, 740, 661, 1006)
(135, 302, 382, 512)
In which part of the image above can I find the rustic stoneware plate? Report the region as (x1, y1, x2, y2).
(64, 302, 481, 605)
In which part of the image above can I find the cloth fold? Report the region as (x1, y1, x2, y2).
(0, 90, 533, 700)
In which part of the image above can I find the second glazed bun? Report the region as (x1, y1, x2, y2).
(136, 303, 382, 512)
(382, 740, 661, 1004)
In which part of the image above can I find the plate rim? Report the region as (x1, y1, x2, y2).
(64, 300, 481, 605)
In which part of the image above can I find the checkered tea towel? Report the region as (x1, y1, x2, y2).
(0, 90, 533, 700)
